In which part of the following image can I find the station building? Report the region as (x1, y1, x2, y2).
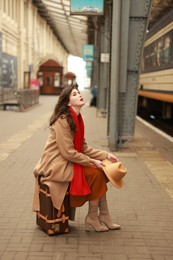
(0, 0, 68, 94)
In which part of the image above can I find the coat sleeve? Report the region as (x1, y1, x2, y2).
(82, 138, 108, 161)
(53, 117, 91, 166)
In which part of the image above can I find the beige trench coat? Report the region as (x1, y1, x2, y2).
(32, 116, 108, 213)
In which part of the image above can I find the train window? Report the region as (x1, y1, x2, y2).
(142, 15, 173, 73)
(144, 47, 151, 70)
(157, 39, 164, 67)
(142, 31, 173, 72)
(168, 31, 173, 64)
(150, 44, 157, 67)
(163, 36, 171, 64)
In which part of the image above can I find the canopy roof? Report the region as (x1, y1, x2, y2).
(33, 0, 89, 57)
(33, 0, 173, 57)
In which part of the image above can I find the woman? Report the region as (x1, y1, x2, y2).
(32, 86, 120, 232)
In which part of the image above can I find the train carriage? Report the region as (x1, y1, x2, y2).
(140, 9, 173, 92)
(138, 10, 173, 136)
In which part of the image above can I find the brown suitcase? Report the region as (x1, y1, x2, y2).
(36, 179, 70, 235)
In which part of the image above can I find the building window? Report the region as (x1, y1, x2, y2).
(54, 73, 60, 87)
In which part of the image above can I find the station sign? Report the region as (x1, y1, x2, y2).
(85, 61, 93, 77)
(70, 0, 104, 16)
(82, 45, 94, 61)
(100, 53, 110, 63)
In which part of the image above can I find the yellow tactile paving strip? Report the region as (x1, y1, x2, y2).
(143, 155, 173, 199)
(0, 113, 50, 162)
(129, 133, 173, 200)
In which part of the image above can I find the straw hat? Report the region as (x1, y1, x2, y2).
(102, 159, 127, 189)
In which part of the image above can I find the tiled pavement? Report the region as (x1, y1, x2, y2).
(0, 90, 173, 260)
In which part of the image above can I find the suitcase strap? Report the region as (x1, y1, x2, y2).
(37, 211, 69, 224)
(39, 187, 51, 197)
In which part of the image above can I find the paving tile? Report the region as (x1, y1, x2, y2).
(0, 93, 173, 259)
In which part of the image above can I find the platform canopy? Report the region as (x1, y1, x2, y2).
(32, 0, 173, 57)
(149, 0, 173, 29)
(32, 0, 89, 57)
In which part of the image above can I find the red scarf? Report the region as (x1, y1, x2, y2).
(69, 107, 91, 196)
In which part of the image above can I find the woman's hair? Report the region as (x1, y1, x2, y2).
(49, 85, 76, 131)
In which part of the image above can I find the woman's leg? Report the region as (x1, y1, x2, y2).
(98, 194, 121, 230)
(85, 198, 108, 232)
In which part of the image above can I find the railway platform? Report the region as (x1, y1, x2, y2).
(0, 89, 173, 260)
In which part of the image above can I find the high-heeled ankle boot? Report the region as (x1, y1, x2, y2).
(85, 203, 109, 232)
(98, 198, 121, 230)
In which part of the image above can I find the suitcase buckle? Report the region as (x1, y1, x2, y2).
(52, 223, 60, 232)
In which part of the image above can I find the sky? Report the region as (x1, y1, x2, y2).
(68, 55, 90, 90)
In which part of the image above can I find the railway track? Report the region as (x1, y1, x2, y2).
(138, 114, 173, 137)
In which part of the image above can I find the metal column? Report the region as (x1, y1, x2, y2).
(108, 0, 153, 150)
(108, 0, 121, 150)
(0, 2, 2, 88)
(97, 3, 111, 115)
(91, 17, 99, 88)
(0, 33, 2, 89)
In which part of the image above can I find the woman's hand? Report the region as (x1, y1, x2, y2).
(107, 153, 118, 162)
(90, 158, 105, 169)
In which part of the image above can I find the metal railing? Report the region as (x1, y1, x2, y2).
(0, 88, 39, 111)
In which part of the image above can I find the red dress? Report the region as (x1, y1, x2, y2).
(70, 165, 109, 207)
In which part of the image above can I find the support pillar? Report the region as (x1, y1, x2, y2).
(0, 2, 2, 89)
(18, 0, 24, 89)
(108, 0, 121, 150)
(97, 3, 111, 115)
(92, 17, 99, 88)
(108, 0, 152, 150)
